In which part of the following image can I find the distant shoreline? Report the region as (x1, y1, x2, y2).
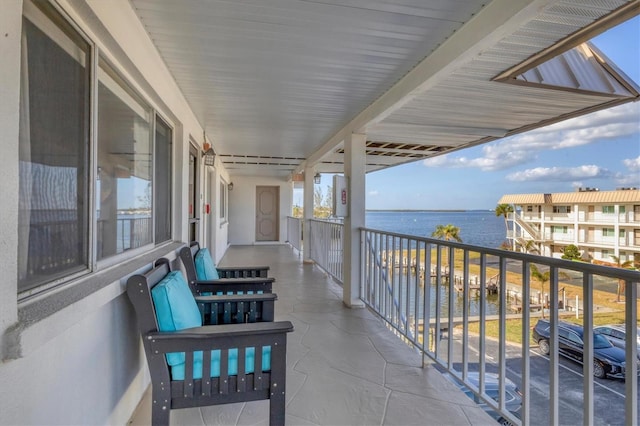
(367, 209, 491, 212)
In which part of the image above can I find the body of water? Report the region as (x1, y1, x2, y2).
(366, 210, 506, 249)
(364, 210, 507, 318)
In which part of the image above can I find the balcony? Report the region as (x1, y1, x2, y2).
(129, 224, 639, 425)
(130, 244, 495, 425)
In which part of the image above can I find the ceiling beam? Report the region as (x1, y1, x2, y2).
(295, 0, 549, 175)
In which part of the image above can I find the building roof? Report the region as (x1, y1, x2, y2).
(499, 190, 640, 205)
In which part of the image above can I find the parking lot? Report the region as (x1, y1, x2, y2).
(443, 330, 637, 425)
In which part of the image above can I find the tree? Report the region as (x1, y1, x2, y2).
(530, 264, 570, 318)
(432, 224, 462, 268)
(610, 255, 635, 303)
(516, 239, 537, 254)
(495, 203, 514, 236)
(431, 224, 462, 242)
(314, 186, 324, 210)
(561, 244, 582, 261)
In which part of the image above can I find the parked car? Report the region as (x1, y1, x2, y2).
(594, 324, 640, 359)
(444, 372, 522, 425)
(532, 319, 631, 379)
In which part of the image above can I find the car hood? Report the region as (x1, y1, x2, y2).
(595, 346, 626, 364)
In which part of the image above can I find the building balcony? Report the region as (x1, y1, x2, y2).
(129, 222, 639, 425)
(129, 244, 495, 425)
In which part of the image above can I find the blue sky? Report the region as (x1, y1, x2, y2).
(304, 16, 640, 211)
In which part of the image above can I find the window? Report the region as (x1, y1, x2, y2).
(553, 206, 571, 213)
(602, 228, 615, 237)
(220, 181, 228, 222)
(526, 206, 533, 212)
(619, 229, 626, 238)
(619, 206, 626, 214)
(18, 2, 91, 293)
(96, 59, 152, 259)
(602, 206, 615, 214)
(602, 249, 610, 258)
(551, 226, 568, 234)
(18, 2, 174, 294)
(154, 116, 172, 243)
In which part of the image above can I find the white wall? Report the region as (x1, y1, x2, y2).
(228, 176, 293, 245)
(0, 1, 236, 424)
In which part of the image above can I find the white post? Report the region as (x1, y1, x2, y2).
(576, 295, 579, 319)
(343, 132, 366, 308)
(303, 165, 315, 263)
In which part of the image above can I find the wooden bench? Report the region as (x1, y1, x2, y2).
(127, 258, 293, 425)
(179, 242, 274, 295)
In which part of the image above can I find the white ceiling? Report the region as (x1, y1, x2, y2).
(130, 0, 639, 178)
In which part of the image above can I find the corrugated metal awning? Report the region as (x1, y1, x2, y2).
(499, 190, 640, 205)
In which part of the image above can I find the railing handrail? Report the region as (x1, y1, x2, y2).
(361, 227, 639, 281)
(359, 227, 638, 426)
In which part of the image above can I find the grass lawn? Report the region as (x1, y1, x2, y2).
(467, 311, 631, 345)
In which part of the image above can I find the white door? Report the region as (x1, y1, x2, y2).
(255, 186, 279, 242)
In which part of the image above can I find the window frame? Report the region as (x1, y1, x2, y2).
(219, 180, 228, 224)
(18, 1, 177, 297)
(18, 0, 95, 298)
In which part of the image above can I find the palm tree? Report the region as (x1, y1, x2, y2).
(431, 224, 462, 242)
(516, 239, 537, 254)
(495, 203, 514, 244)
(530, 264, 570, 319)
(611, 255, 635, 303)
(432, 224, 462, 273)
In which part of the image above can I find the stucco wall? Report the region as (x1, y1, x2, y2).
(0, 1, 234, 424)
(0, 291, 146, 425)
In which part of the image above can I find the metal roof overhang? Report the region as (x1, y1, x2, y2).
(130, 0, 640, 179)
(499, 189, 640, 205)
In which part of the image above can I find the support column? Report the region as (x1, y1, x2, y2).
(302, 166, 314, 263)
(343, 133, 366, 308)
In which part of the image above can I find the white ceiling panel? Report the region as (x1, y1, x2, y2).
(130, 0, 639, 177)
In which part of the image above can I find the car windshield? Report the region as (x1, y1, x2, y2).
(594, 333, 613, 349)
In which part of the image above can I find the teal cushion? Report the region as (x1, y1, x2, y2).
(171, 346, 272, 380)
(151, 271, 202, 366)
(194, 248, 220, 280)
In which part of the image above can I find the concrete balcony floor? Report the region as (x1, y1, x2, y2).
(129, 244, 495, 425)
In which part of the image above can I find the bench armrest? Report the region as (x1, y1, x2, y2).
(147, 321, 294, 352)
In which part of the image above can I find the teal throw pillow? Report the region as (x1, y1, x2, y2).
(194, 248, 220, 280)
(151, 270, 202, 366)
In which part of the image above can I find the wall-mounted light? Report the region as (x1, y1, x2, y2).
(203, 132, 216, 167)
(313, 172, 321, 184)
(228, 182, 234, 191)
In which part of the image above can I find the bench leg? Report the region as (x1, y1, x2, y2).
(151, 386, 171, 426)
(269, 390, 286, 426)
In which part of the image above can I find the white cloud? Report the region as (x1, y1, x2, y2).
(613, 156, 640, 186)
(623, 156, 640, 172)
(422, 103, 640, 172)
(506, 165, 611, 182)
(368, 190, 379, 196)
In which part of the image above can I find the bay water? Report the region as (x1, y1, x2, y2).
(366, 210, 506, 249)
(364, 210, 506, 318)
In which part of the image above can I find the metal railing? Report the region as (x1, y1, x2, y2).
(360, 227, 639, 426)
(286, 216, 302, 253)
(308, 218, 344, 284)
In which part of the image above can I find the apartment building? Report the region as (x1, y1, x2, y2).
(499, 189, 640, 264)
